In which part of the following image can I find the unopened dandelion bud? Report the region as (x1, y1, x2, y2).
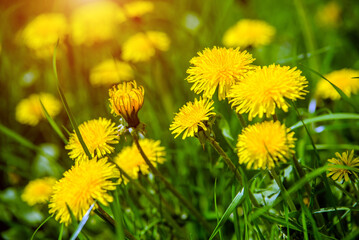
(109, 80, 144, 128)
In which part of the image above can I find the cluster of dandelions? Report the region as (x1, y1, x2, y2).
(170, 44, 359, 184)
(171, 46, 307, 170)
(20, 80, 168, 226)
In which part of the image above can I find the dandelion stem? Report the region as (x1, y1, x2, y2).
(96, 206, 137, 240)
(131, 132, 214, 235)
(269, 168, 297, 212)
(206, 135, 260, 208)
(237, 114, 247, 128)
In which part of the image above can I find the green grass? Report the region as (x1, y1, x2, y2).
(1, 0, 359, 239)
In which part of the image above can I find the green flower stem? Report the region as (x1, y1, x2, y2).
(206, 136, 260, 208)
(96, 206, 137, 240)
(269, 169, 297, 212)
(131, 132, 214, 235)
(116, 165, 186, 239)
(237, 114, 247, 128)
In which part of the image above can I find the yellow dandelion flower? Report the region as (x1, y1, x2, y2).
(21, 177, 56, 206)
(170, 97, 216, 139)
(228, 64, 308, 121)
(123, 1, 154, 18)
(223, 19, 275, 49)
(316, 1, 341, 28)
(90, 59, 134, 86)
(66, 118, 119, 162)
(114, 138, 165, 181)
(315, 69, 359, 100)
(237, 121, 296, 169)
(15, 93, 62, 126)
(70, 1, 126, 46)
(21, 13, 67, 58)
(327, 150, 359, 182)
(186, 47, 255, 101)
(122, 31, 170, 62)
(109, 81, 144, 127)
(49, 157, 120, 225)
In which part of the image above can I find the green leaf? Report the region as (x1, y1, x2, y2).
(290, 113, 359, 130)
(40, 99, 68, 144)
(260, 213, 302, 232)
(209, 188, 245, 240)
(58, 223, 64, 240)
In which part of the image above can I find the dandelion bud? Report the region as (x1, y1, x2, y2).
(109, 80, 144, 127)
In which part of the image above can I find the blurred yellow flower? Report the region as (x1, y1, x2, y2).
(237, 121, 295, 169)
(15, 93, 62, 126)
(316, 1, 341, 28)
(315, 69, 359, 100)
(122, 31, 170, 62)
(114, 138, 166, 182)
(170, 97, 215, 139)
(21, 177, 56, 206)
(90, 59, 134, 86)
(327, 150, 359, 182)
(123, 1, 154, 18)
(49, 157, 120, 225)
(228, 64, 308, 121)
(70, 1, 126, 46)
(66, 118, 119, 162)
(21, 13, 67, 58)
(186, 47, 255, 101)
(223, 19, 275, 49)
(109, 81, 144, 127)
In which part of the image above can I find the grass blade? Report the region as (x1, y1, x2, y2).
(30, 215, 52, 240)
(290, 113, 359, 130)
(209, 188, 245, 240)
(52, 40, 91, 159)
(70, 202, 95, 240)
(58, 223, 64, 240)
(299, 64, 359, 112)
(110, 187, 125, 240)
(40, 99, 68, 144)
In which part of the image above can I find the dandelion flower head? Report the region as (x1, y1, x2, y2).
(327, 150, 359, 182)
(114, 138, 166, 182)
(316, 1, 341, 28)
(21, 13, 67, 58)
(186, 47, 255, 101)
(122, 31, 170, 62)
(123, 1, 154, 18)
(66, 118, 120, 162)
(109, 81, 145, 127)
(21, 177, 56, 206)
(170, 97, 215, 139)
(315, 69, 359, 100)
(70, 1, 126, 46)
(228, 64, 308, 121)
(49, 157, 120, 225)
(237, 121, 296, 169)
(223, 19, 275, 49)
(90, 59, 134, 86)
(15, 93, 62, 126)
